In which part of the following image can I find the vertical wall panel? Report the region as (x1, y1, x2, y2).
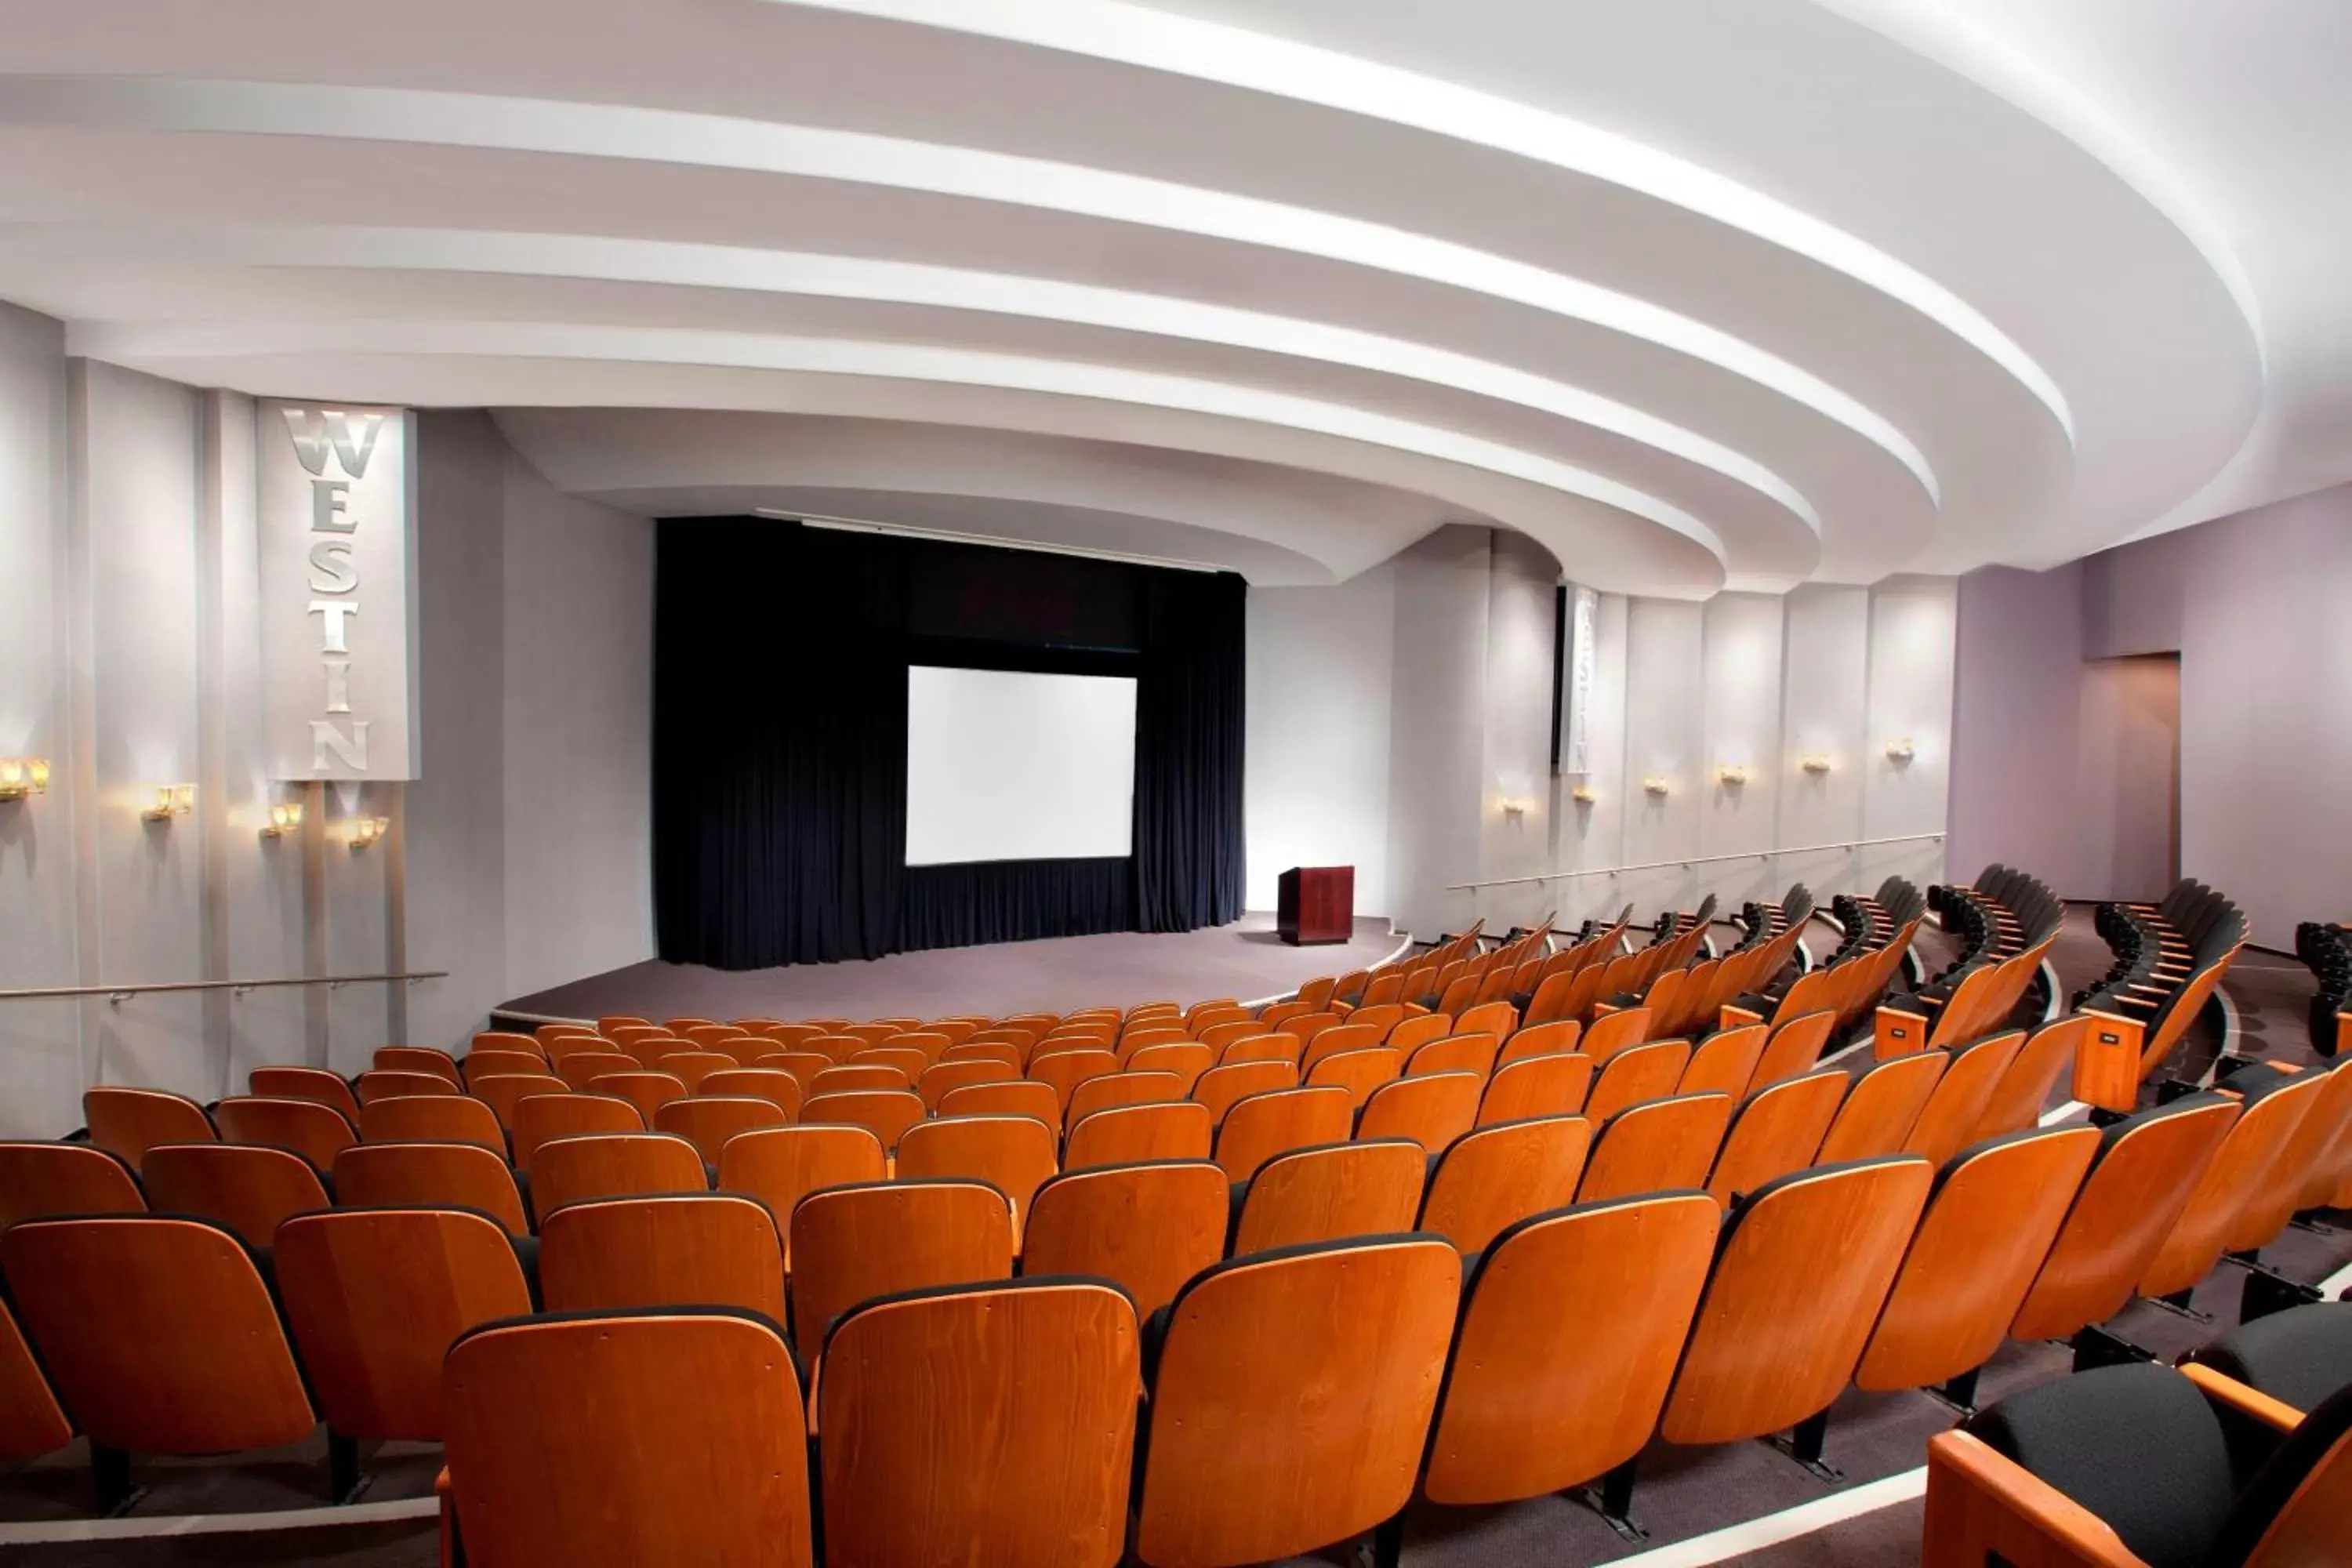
(1776, 584, 1873, 902)
(1617, 598, 1705, 916)
(1698, 593, 1785, 910)
(1860, 576, 1957, 895)
(1552, 590, 1628, 930)
(1385, 527, 1491, 938)
(1475, 530, 1558, 932)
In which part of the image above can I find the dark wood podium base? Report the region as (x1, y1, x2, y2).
(1278, 866, 1355, 946)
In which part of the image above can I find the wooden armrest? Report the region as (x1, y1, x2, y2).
(2181, 1363, 2303, 1434)
(437, 1467, 459, 1568)
(2111, 994, 2158, 1012)
(1924, 1431, 2145, 1568)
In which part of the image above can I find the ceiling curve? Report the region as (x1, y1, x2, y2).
(0, 0, 2318, 591)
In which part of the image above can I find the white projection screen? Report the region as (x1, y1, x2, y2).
(905, 666, 1138, 865)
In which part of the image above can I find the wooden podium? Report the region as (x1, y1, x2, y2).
(1277, 866, 1354, 946)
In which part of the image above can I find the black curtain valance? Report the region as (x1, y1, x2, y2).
(652, 518, 1246, 969)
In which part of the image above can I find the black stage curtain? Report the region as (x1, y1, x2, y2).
(653, 517, 1245, 969)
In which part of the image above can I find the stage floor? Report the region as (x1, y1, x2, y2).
(499, 914, 1407, 1025)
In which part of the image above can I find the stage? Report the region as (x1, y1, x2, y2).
(497, 914, 1407, 1025)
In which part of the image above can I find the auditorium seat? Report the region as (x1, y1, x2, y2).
(1232, 1139, 1425, 1254)
(552, 1048, 639, 1091)
(1496, 1017, 1581, 1067)
(1124, 1041, 1213, 1094)
(539, 1192, 786, 1320)
(513, 1100, 644, 1171)
(1657, 1156, 1934, 1488)
(84, 1085, 215, 1171)
(474, 1031, 546, 1058)
(140, 1142, 330, 1249)
(2184, 1302, 2352, 1417)
(1065, 1068, 1182, 1128)
(211, 1094, 357, 1174)
(1746, 1010, 1840, 1093)
(714, 1124, 884, 1272)
(528, 1132, 706, 1225)
(1855, 1126, 2101, 1409)
(1584, 1008, 1655, 1064)
(817, 1278, 1139, 1568)
(800, 1088, 925, 1154)
(1903, 1031, 2027, 1167)
(2137, 1069, 2328, 1303)
(374, 1046, 462, 1084)
(938, 1078, 1062, 1124)
(696, 1066, 804, 1116)
(654, 1094, 788, 1164)
(788, 1180, 1014, 1363)
(1577, 1092, 1732, 1204)
(1678, 1023, 1770, 1101)
(1357, 1070, 1483, 1153)
(2, 1215, 323, 1510)
(1415, 1192, 1720, 1544)
(945, 1040, 1025, 1072)
(808, 1063, 908, 1099)
(1417, 1115, 1592, 1254)
(1924, 1364, 2352, 1568)
(1305, 1044, 1403, 1107)
(755, 1051, 838, 1095)
(1405, 1032, 1501, 1080)
(1029, 1048, 1120, 1113)
(2225, 1059, 2352, 1265)
(1192, 1059, 1298, 1125)
(1218, 1032, 1303, 1068)
(1064, 1101, 1214, 1169)
(646, 1050, 736, 1091)
(1116, 1027, 1189, 1062)
(898, 1114, 1060, 1240)
(1345, 1003, 1406, 1042)
(1707, 1069, 1848, 1210)
(595, 1013, 653, 1036)
(460, 1047, 544, 1086)
(804, 1033, 873, 1066)
(1215, 1086, 1354, 1182)
(1477, 1052, 1593, 1126)
(250, 1065, 365, 1120)
(357, 1069, 463, 1107)
(1196, 1020, 1261, 1058)
(471, 1072, 571, 1131)
(1970, 1014, 2091, 1140)
(1584, 1038, 1693, 1123)
(441, 1310, 816, 1566)
(274, 1207, 532, 1486)
(1816, 1049, 1949, 1163)
(1022, 1161, 1228, 1319)
(1133, 1235, 1460, 1568)
(333, 1142, 532, 1237)
(0, 1141, 145, 1230)
(2010, 1095, 2242, 1356)
(0, 1294, 72, 1465)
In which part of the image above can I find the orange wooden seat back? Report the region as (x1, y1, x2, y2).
(1028, 1049, 1121, 1115)
(141, 1142, 330, 1248)
(510, 1093, 643, 1173)
(1424, 1191, 1721, 1505)
(1855, 1126, 2100, 1396)
(1357, 1071, 1483, 1154)
(250, 1067, 363, 1121)
(1386, 1013, 1454, 1056)
(0, 1296, 72, 1463)
(1477, 1054, 1593, 1127)
(651, 1051, 739, 1091)
(1406, 1033, 1501, 1082)
(530, 1132, 706, 1225)
(1022, 1162, 1229, 1321)
(937, 1079, 1060, 1124)
(1583, 1008, 1655, 1065)
(1134, 1236, 1461, 1567)
(1747, 1011, 1839, 1093)
(443, 1312, 815, 1568)
(1215, 1087, 1355, 1182)
(696, 1068, 804, 1117)
(653, 1096, 789, 1165)
(789, 1181, 1014, 1363)
(2, 1216, 317, 1455)
(1305, 1046, 1403, 1109)
(333, 1142, 531, 1237)
(0, 1142, 145, 1231)
(211, 1096, 356, 1174)
(1065, 1069, 1183, 1129)
(1577, 1091, 1733, 1203)
(583, 1072, 690, 1127)
(715, 1125, 886, 1271)
(472, 1073, 572, 1131)
(275, 1207, 532, 1441)
(1969, 1015, 2090, 1141)
(1817, 1050, 1950, 1164)
(1903, 1032, 2027, 1167)
(817, 1280, 1139, 1568)
(84, 1086, 216, 1170)
(896, 1115, 1061, 1240)
(1192, 1059, 1299, 1126)
(2139, 1072, 2327, 1300)
(1678, 1024, 1770, 1102)
(918, 1058, 1014, 1112)
(1497, 1018, 1582, 1068)
(1123, 1042, 1213, 1094)
(1708, 1069, 1848, 1210)
(374, 1047, 461, 1084)
(1584, 1039, 1693, 1124)
(1418, 1116, 1592, 1256)
(1233, 1138, 1427, 1255)
(462, 1049, 545, 1086)
(1661, 1156, 1934, 1448)
(554, 1051, 641, 1092)
(1064, 1102, 1214, 1171)
(539, 1193, 786, 1322)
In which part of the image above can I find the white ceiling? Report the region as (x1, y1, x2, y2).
(0, 0, 2328, 590)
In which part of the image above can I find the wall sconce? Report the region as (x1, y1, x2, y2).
(0, 757, 49, 802)
(1497, 794, 1536, 819)
(347, 816, 391, 851)
(1642, 775, 1671, 797)
(1885, 737, 1917, 763)
(141, 783, 195, 823)
(1716, 763, 1750, 787)
(259, 801, 305, 840)
(1800, 753, 1834, 775)
(1570, 782, 1598, 805)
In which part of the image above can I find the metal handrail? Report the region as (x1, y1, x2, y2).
(0, 971, 448, 1004)
(1446, 832, 1944, 892)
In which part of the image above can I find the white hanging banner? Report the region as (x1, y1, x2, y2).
(259, 401, 421, 780)
(1563, 584, 1598, 776)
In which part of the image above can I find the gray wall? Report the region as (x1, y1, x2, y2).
(1951, 482, 2352, 946)
(0, 325, 655, 1137)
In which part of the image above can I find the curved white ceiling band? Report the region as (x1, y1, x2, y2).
(0, 74, 1940, 508)
(69, 318, 1733, 566)
(764, 0, 2076, 443)
(0, 220, 1822, 537)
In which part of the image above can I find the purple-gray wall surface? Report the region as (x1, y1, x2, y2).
(1952, 481, 2352, 946)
